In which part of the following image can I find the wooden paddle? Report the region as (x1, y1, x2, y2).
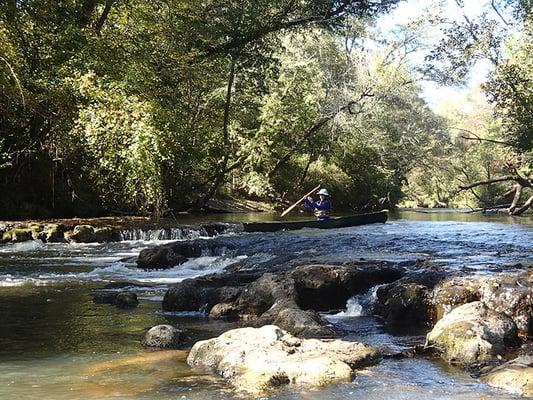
(280, 185, 321, 217)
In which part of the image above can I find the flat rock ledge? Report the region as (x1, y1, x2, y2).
(481, 356, 533, 397)
(187, 325, 379, 394)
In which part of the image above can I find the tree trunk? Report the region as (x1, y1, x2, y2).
(200, 56, 237, 208)
(94, 0, 115, 35)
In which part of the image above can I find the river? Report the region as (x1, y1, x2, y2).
(0, 210, 532, 399)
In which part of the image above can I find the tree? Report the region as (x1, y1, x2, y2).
(424, 0, 532, 214)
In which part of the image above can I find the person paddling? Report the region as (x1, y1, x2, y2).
(304, 188, 331, 221)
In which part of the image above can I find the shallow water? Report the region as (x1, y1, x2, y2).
(0, 210, 531, 399)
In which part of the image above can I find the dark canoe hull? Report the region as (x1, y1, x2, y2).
(243, 210, 388, 232)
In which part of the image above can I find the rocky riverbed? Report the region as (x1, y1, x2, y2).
(0, 211, 532, 399)
(139, 236, 533, 395)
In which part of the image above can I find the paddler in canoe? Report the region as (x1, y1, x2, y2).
(304, 188, 331, 221)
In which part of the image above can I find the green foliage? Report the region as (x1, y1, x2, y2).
(1, 0, 476, 217)
(484, 21, 533, 152)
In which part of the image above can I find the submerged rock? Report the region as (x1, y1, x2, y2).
(141, 325, 186, 348)
(426, 301, 518, 365)
(114, 292, 139, 309)
(92, 290, 139, 309)
(187, 325, 378, 393)
(481, 356, 533, 397)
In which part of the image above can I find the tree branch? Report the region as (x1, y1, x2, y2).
(202, 0, 388, 58)
(491, 0, 509, 26)
(457, 175, 516, 192)
(450, 127, 514, 146)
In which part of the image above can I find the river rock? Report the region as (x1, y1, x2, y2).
(187, 325, 379, 393)
(163, 271, 260, 312)
(375, 283, 434, 330)
(92, 290, 139, 308)
(138, 242, 202, 269)
(209, 302, 239, 319)
(426, 301, 518, 365)
(3, 228, 34, 242)
(432, 276, 480, 321)
(163, 280, 210, 311)
(234, 272, 334, 337)
(94, 226, 120, 242)
(478, 271, 533, 336)
(114, 292, 139, 308)
(292, 262, 403, 311)
(373, 267, 451, 330)
(201, 222, 237, 237)
(65, 225, 96, 243)
(43, 224, 66, 242)
(141, 324, 186, 348)
(481, 356, 533, 397)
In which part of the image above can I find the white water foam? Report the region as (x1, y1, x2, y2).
(0, 255, 246, 287)
(327, 285, 382, 320)
(0, 240, 44, 253)
(0, 274, 51, 287)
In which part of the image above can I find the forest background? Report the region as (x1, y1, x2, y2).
(0, 0, 531, 219)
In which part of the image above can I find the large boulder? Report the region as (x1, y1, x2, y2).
(426, 301, 518, 365)
(141, 325, 186, 349)
(481, 356, 533, 397)
(187, 325, 379, 393)
(479, 271, 533, 336)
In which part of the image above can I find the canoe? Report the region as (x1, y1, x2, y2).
(242, 210, 388, 232)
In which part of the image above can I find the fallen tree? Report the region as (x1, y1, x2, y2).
(458, 167, 532, 215)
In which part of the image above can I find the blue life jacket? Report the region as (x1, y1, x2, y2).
(304, 198, 331, 221)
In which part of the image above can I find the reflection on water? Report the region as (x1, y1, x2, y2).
(0, 210, 531, 399)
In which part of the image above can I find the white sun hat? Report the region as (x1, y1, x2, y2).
(317, 188, 329, 196)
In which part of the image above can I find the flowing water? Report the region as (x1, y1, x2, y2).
(0, 210, 532, 399)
